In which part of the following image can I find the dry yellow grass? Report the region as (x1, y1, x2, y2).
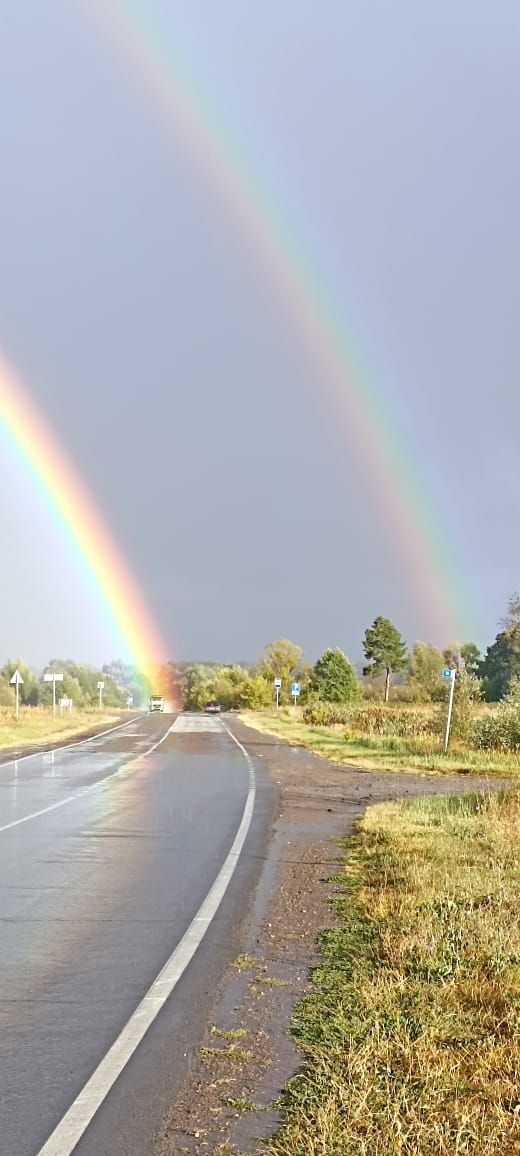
(0, 706, 124, 750)
(240, 710, 516, 776)
(268, 790, 520, 1155)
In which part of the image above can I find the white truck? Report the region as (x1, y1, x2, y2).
(148, 695, 165, 713)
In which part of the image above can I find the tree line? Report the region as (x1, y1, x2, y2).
(0, 659, 143, 710)
(4, 592, 519, 715)
(177, 593, 520, 710)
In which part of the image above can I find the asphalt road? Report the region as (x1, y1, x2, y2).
(0, 712, 273, 1156)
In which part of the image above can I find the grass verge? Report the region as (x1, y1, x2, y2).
(0, 707, 124, 751)
(240, 711, 515, 776)
(268, 788, 520, 1155)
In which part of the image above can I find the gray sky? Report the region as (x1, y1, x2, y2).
(0, 0, 518, 667)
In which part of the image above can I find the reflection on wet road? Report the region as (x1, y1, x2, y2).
(0, 713, 253, 1156)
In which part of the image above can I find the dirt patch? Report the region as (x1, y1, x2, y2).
(154, 717, 500, 1155)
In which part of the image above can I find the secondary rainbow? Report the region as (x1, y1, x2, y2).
(84, 0, 472, 643)
(0, 350, 171, 695)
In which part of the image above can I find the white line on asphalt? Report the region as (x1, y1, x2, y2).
(170, 714, 225, 733)
(0, 723, 173, 835)
(37, 720, 256, 1156)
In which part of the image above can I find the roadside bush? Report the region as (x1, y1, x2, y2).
(474, 677, 520, 752)
(303, 702, 352, 727)
(449, 670, 482, 742)
(348, 704, 440, 739)
(303, 701, 440, 739)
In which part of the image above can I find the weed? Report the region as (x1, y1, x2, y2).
(223, 1097, 262, 1112)
(254, 976, 291, 987)
(267, 788, 520, 1154)
(199, 1045, 253, 1065)
(232, 953, 258, 970)
(211, 1027, 248, 1040)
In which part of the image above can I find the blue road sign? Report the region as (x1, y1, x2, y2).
(291, 682, 301, 695)
(442, 668, 455, 680)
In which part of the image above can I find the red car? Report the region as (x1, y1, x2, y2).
(203, 700, 222, 714)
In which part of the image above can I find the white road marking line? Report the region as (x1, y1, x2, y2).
(37, 721, 256, 1156)
(0, 724, 173, 835)
(170, 713, 224, 733)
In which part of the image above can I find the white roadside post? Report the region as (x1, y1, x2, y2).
(291, 681, 301, 708)
(443, 667, 457, 752)
(97, 680, 104, 709)
(126, 694, 134, 709)
(10, 669, 24, 721)
(59, 697, 72, 717)
(44, 671, 63, 717)
(274, 677, 282, 711)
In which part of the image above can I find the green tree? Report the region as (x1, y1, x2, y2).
(311, 648, 359, 703)
(480, 623, 520, 701)
(181, 664, 218, 710)
(239, 675, 272, 709)
(363, 617, 408, 702)
(43, 661, 126, 708)
(257, 638, 304, 705)
(501, 592, 520, 631)
(407, 642, 444, 701)
(0, 682, 14, 707)
(1, 660, 40, 706)
(443, 642, 481, 677)
(461, 642, 482, 676)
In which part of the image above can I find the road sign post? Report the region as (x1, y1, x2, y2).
(44, 671, 63, 717)
(274, 677, 282, 711)
(442, 668, 456, 751)
(291, 681, 301, 707)
(97, 680, 105, 709)
(10, 669, 24, 721)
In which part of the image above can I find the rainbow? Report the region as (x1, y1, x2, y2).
(84, 0, 473, 644)
(0, 350, 172, 700)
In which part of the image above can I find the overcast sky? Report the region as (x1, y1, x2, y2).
(0, 1, 518, 667)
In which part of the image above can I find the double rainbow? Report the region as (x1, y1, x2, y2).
(0, 351, 171, 698)
(84, 0, 472, 643)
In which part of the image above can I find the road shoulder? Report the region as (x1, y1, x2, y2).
(154, 716, 491, 1154)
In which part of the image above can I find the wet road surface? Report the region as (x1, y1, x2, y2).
(0, 713, 272, 1155)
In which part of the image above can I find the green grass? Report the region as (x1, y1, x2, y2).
(0, 706, 123, 750)
(211, 1027, 248, 1040)
(222, 1096, 262, 1112)
(199, 1044, 253, 1064)
(268, 789, 520, 1155)
(240, 711, 516, 776)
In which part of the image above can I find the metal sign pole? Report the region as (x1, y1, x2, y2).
(10, 670, 24, 720)
(444, 670, 456, 752)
